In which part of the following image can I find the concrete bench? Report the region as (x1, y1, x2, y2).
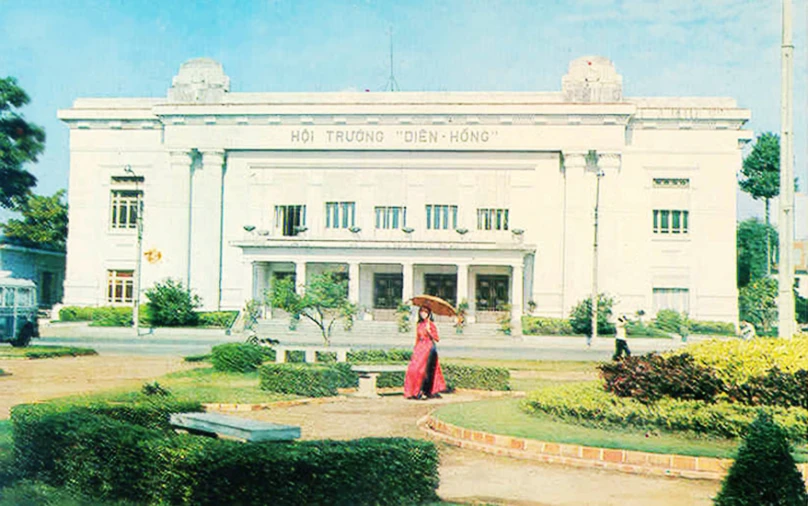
(274, 345, 350, 364)
(169, 412, 301, 442)
(351, 364, 408, 398)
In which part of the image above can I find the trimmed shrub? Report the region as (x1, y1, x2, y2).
(727, 368, 808, 410)
(145, 279, 201, 327)
(22, 347, 97, 359)
(183, 353, 211, 363)
(444, 364, 510, 391)
(714, 412, 808, 506)
(210, 343, 273, 373)
(625, 320, 670, 338)
(378, 371, 407, 389)
(347, 348, 412, 363)
(520, 382, 808, 441)
(522, 316, 574, 335)
(675, 336, 808, 385)
(58, 305, 150, 327)
(259, 364, 340, 397)
(598, 353, 724, 404)
(152, 437, 440, 506)
(197, 311, 238, 328)
(12, 401, 439, 506)
(688, 319, 736, 336)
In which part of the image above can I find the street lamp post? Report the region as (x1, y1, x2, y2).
(124, 165, 143, 336)
(591, 166, 605, 346)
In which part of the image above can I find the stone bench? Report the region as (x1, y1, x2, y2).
(169, 412, 301, 442)
(274, 345, 350, 364)
(351, 364, 408, 398)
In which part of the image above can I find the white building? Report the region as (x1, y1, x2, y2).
(58, 56, 750, 327)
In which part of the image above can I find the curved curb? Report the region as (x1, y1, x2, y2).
(418, 414, 808, 484)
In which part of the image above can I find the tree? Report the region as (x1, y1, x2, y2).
(714, 411, 808, 506)
(569, 294, 615, 336)
(739, 133, 780, 276)
(739, 278, 778, 335)
(268, 272, 352, 346)
(737, 218, 777, 288)
(0, 77, 45, 208)
(1, 190, 68, 251)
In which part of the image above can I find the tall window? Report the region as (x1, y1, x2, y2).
(653, 288, 689, 314)
(325, 202, 356, 229)
(110, 190, 142, 230)
(653, 209, 689, 234)
(275, 205, 306, 236)
(375, 206, 407, 229)
(107, 270, 134, 304)
(477, 208, 509, 231)
(426, 204, 458, 230)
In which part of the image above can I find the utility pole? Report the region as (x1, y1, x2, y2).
(778, 0, 795, 338)
(591, 162, 605, 346)
(125, 165, 143, 336)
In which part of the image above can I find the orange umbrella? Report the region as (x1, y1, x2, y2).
(409, 294, 457, 317)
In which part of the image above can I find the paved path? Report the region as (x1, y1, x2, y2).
(238, 394, 719, 505)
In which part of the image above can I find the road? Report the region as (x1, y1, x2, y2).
(35, 324, 699, 361)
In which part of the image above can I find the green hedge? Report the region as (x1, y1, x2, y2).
(197, 311, 239, 328)
(347, 348, 412, 363)
(521, 382, 808, 442)
(259, 364, 341, 397)
(58, 305, 151, 327)
(444, 364, 510, 391)
(211, 343, 274, 373)
(11, 402, 439, 505)
(689, 320, 736, 336)
(522, 316, 574, 335)
(11, 399, 202, 486)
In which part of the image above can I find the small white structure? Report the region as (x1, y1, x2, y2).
(0, 243, 65, 308)
(57, 56, 750, 327)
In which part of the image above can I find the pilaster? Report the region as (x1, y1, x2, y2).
(189, 149, 225, 309)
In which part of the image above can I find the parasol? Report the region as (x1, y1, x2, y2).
(409, 294, 457, 317)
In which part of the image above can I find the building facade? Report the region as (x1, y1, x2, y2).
(58, 56, 750, 326)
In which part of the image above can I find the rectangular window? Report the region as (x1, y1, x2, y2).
(425, 204, 458, 230)
(476, 208, 509, 231)
(107, 270, 134, 304)
(325, 202, 356, 229)
(653, 288, 690, 314)
(274, 205, 307, 236)
(110, 190, 142, 230)
(374, 206, 407, 229)
(653, 209, 689, 234)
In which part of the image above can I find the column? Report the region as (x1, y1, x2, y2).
(190, 149, 225, 310)
(295, 261, 307, 295)
(561, 150, 594, 316)
(511, 263, 524, 334)
(348, 262, 360, 304)
(456, 263, 469, 306)
(401, 262, 414, 303)
(156, 150, 193, 288)
(243, 261, 256, 303)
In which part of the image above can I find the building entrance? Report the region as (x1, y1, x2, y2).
(373, 273, 403, 309)
(476, 274, 509, 311)
(424, 274, 457, 306)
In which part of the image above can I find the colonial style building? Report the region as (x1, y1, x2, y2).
(58, 56, 750, 327)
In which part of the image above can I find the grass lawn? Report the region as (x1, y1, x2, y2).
(434, 397, 746, 459)
(0, 345, 97, 359)
(50, 366, 297, 406)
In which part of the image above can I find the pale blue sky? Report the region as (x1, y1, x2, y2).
(1, 0, 805, 221)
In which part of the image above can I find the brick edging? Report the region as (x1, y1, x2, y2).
(419, 415, 808, 484)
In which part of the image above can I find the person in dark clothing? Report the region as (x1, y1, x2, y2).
(612, 314, 631, 360)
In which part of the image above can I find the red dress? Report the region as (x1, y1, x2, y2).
(404, 320, 447, 398)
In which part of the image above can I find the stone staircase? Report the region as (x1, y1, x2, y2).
(255, 318, 504, 342)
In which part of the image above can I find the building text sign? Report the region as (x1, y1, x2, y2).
(287, 126, 500, 149)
